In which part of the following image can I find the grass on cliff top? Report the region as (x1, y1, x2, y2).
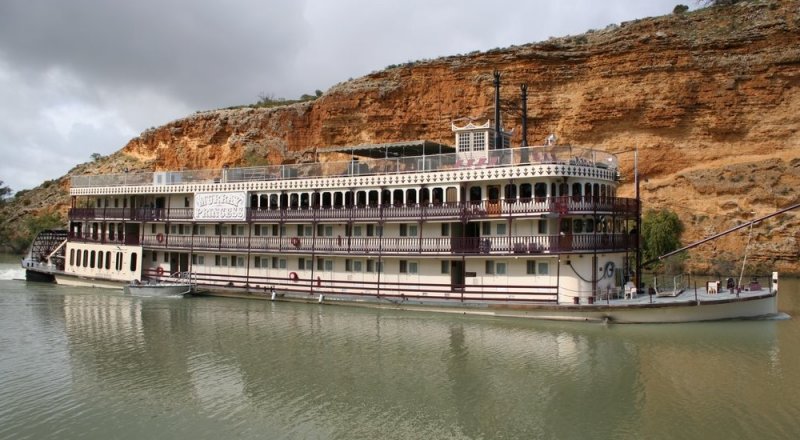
(226, 90, 323, 110)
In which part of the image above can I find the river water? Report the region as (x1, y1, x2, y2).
(1, 255, 799, 439)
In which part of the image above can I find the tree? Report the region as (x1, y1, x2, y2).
(673, 4, 689, 14)
(0, 180, 11, 204)
(8, 210, 64, 253)
(641, 208, 684, 270)
(90, 153, 103, 161)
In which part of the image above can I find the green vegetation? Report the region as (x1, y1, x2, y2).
(1, 210, 64, 254)
(0, 180, 11, 204)
(673, 4, 689, 14)
(237, 89, 324, 109)
(642, 208, 685, 272)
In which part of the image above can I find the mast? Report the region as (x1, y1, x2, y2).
(520, 84, 528, 147)
(493, 70, 502, 149)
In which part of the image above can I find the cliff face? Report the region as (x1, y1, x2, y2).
(8, 0, 800, 272)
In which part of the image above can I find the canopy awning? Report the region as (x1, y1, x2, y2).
(317, 140, 455, 158)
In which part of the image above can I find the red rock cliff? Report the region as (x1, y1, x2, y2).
(46, 1, 800, 272)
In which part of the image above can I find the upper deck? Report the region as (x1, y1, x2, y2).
(70, 145, 622, 196)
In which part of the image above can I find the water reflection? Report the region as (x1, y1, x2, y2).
(2, 277, 798, 439)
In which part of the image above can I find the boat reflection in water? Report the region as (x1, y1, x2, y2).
(50, 290, 791, 439)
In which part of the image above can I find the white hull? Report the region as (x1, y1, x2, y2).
(214, 287, 779, 324)
(54, 274, 125, 290)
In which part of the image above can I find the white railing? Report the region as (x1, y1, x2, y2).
(71, 145, 620, 188)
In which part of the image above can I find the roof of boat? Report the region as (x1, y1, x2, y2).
(317, 140, 455, 158)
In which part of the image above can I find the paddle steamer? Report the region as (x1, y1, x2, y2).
(23, 78, 781, 322)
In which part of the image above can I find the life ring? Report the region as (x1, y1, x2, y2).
(289, 271, 299, 282)
(291, 236, 301, 248)
(604, 261, 615, 278)
(156, 233, 164, 243)
(156, 266, 164, 276)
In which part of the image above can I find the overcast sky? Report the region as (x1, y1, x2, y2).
(0, 0, 689, 193)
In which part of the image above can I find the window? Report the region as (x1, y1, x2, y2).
(574, 219, 584, 234)
(192, 255, 205, 265)
(317, 259, 334, 272)
(152, 251, 158, 262)
(254, 224, 261, 236)
(496, 223, 507, 235)
(164, 252, 169, 263)
(115, 252, 122, 271)
(130, 253, 138, 272)
(526, 260, 536, 275)
(271, 257, 286, 269)
(185, 197, 190, 208)
(171, 224, 177, 234)
(441, 223, 450, 236)
(90, 251, 96, 268)
(399, 260, 418, 274)
(538, 220, 548, 234)
(538, 262, 549, 275)
(106, 252, 111, 270)
(83, 250, 88, 267)
(400, 224, 418, 237)
(151, 224, 157, 234)
(192, 225, 206, 235)
(441, 260, 450, 274)
(69, 249, 75, 266)
(485, 260, 495, 275)
(458, 132, 470, 152)
(366, 224, 375, 237)
(345, 259, 352, 272)
(496, 262, 507, 275)
(366, 259, 374, 273)
(353, 226, 362, 237)
(482, 222, 491, 236)
(473, 132, 485, 151)
(353, 260, 362, 272)
(299, 258, 309, 270)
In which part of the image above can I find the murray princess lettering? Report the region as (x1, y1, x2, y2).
(194, 192, 247, 221)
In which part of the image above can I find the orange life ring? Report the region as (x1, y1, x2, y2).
(156, 266, 164, 276)
(291, 237, 301, 248)
(156, 233, 164, 243)
(289, 271, 299, 282)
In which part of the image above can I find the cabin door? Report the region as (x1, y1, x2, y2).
(450, 261, 465, 291)
(451, 223, 481, 253)
(487, 185, 501, 216)
(169, 253, 189, 275)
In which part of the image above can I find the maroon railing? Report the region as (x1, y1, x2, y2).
(143, 268, 560, 303)
(69, 196, 637, 222)
(128, 233, 633, 255)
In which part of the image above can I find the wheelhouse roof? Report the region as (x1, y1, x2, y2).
(317, 140, 455, 158)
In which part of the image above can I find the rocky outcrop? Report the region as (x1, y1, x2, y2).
(6, 0, 800, 272)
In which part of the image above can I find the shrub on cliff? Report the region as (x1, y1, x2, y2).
(642, 208, 684, 271)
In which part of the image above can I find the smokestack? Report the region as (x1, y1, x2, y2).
(493, 70, 502, 149)
(521, 84, 528, 147)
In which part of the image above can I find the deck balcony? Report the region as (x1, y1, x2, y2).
(68, 231, 635, 256)
(69, 196, 638, 223)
